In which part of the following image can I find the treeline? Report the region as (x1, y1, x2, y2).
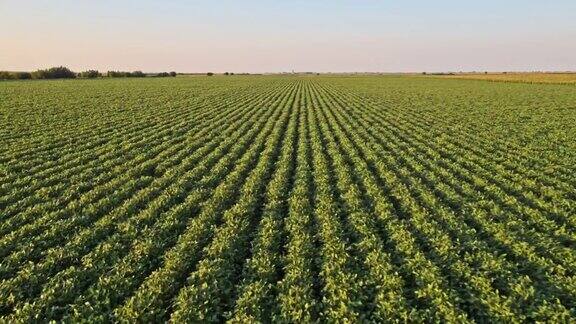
(0, 66, 177, 80)
(106, 71, 176, 78)
(0, 71, 33, 80)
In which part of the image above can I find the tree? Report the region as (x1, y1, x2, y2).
(14, 72, 32, 79)
(169, 71, 177, 77)
(224, 72, 229, 76)
(130, 71, 145, 77)
(0, 71, 14, 80)
(207, 72, 214, 76)
(106, 71, 145, 78)
(32, 66, 76, 79)
(80, 70, 101, 78)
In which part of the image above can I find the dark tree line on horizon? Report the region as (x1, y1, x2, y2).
(0, 66, 178, 80)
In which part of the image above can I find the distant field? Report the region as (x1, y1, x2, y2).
(437, 72, 576, 84)
(1, 76, 575, 322)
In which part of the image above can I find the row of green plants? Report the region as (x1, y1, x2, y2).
(68, 83, 296, 322)
(0, 79, 265, 244)
(0, 79, 260, 210)
(312, 79, 575, 320)
(0, 79, 293, 320)
(167, 83, 300, 323)
(6, 80, 294, 321)
(0, 81, 282, 280)
(229, 83, 301, 322)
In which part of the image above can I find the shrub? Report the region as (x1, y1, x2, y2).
(107, 71, 130, 77)
(14, 72, 32, 79)
(0, 71, 33, 80)
(107, 71, 146, 78)
(79, 70, 101, 78)
(0, 71, 14, 80)
(130, 71, 145, 78)
(32, 66, 76, 79)
(156, 72, 171, 77)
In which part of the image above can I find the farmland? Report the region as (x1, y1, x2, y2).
(1, 75, 575, 322)
(437, 72, 576, 84)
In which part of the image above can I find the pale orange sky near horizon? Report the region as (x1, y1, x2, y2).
(1, 0, 575, 73)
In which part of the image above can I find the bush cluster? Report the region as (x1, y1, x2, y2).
(79, 70, 102, 78)
(0, 71, 32, 80)
(155, 72, 177, 77)
(106, 71, 146, 78)
(1, 67, 179, 80)
(1, 67, 76, 80)
(32, 66, 77, 79)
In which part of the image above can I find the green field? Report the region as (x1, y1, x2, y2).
(1, 75, 575, 322)
(437, 72, 576, 84)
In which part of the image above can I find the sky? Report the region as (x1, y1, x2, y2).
(1, 0, 575, 73)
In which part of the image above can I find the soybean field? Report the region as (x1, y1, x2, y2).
(441, 72, 576, 85)
(1, 75, 575, 322)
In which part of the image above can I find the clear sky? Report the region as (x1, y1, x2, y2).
(1, 0, 575, 73)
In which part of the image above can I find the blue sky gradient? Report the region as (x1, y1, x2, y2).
(1, 0, 575, 72)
